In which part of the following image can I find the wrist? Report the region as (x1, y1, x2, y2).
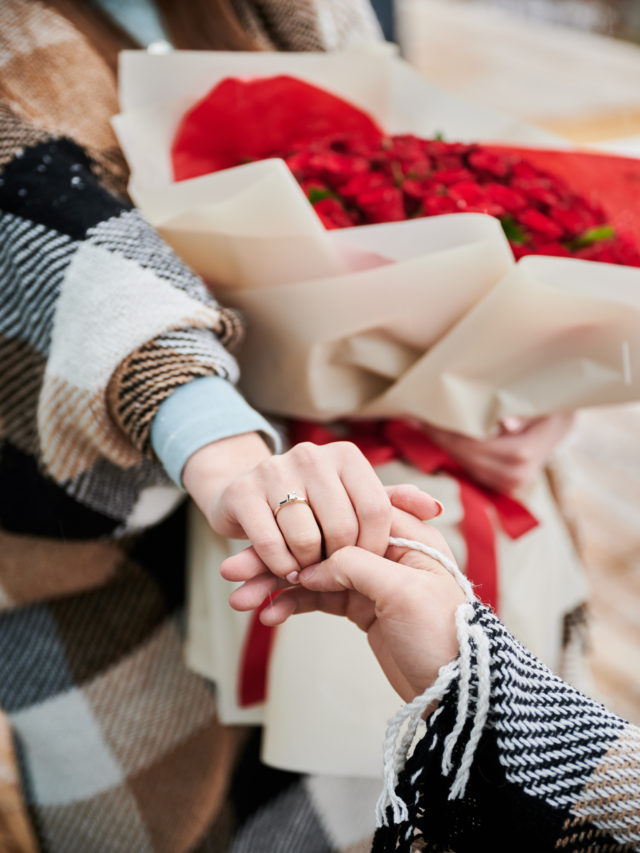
(183, 431, 272, 517)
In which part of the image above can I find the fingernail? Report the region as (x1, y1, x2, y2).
(502, 415, 524, 433)
(299, 563, 318, 582)
(433, 499, 444, 517)
(286, 570, 300, 585)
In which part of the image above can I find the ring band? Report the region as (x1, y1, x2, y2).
(273, 491, 310, 519)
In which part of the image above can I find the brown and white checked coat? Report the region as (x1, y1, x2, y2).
(0, 1, 383, 851)
(4, 3, 639, 852)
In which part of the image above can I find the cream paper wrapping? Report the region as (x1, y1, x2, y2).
(113, 50, 633, 775)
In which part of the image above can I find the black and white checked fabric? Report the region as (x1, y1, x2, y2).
(373, 603, 640, 852)
(488, 613, 626, 809)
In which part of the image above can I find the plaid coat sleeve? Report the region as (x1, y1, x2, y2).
(0, 104, 246, 529)
(374, 603, 640, 852)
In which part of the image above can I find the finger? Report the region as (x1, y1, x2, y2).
(225, 486, 445, 579)
(232, 497, 302, 578)
(386, 507, 457, 569)
(337, 452, 393, 555)
(305, 468, 361, 556)
(385, 484, 443, 520)
(274, 499, 323, 567)
(228, 573, 288, 611)
(259, 590, 298, 625)
(299, 545, 418, 603)
(259, 587, 378, 633)
(259, 587, 354, 626)
(500, 415, 527, 434)
(263, 442, 361, 558)
(454, 449, 537, 492)
(456, 455, 511, 484)
(298, 507, 460, 593)
(424, 423, 515, 465)
(220, 547, 268, 582)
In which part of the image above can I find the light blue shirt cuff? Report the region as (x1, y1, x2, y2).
(150, 376, 282, 488)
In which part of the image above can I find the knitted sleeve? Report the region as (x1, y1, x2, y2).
(374, 602, 640, 852)
(233, 0, 383, 50)
(0, 104, 247, 529)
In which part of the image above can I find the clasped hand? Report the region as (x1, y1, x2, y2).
(183, 431, 442, 580)
(183, 414, 571, 702)
(222, 506, 465, 703)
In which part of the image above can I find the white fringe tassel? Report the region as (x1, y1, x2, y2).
(375, 537, 491, 827)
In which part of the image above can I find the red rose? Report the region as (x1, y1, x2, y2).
(313, 197, 355, 229)
(532, 242, 572, 258)
(485, 183, 528, 213)
(512, 179, 559, 208)
(339, 171, 392, 196)
(517, 209, 564, 241)
(549, 206, 589, 235)
(356, 185, 405, 223)
(432, 168, 474, 186)
(422, 195, 459, 216)
(468, 149, 511, 178)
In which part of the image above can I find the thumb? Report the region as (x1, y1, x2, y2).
(299, 545, 414, 605)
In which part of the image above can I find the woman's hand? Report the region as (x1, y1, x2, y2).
(183, 431, 442, 581)
(422, 413, 574, 493)
(222, 507, 465, 702)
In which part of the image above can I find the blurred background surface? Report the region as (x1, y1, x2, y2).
(396, 0, 640, 146)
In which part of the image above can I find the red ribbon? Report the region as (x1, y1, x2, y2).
(238, 594, 281, 708)
(238, 418, 538, 707)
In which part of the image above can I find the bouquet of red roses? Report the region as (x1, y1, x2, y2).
(115, 51, 640, 436)
(172, 75, 640, 268)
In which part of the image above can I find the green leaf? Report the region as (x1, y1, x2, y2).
(308, 187, 333, 204)
(500, 216, 527, 245)
(572, 224, 615, 248)
(433, 131, 445, 141)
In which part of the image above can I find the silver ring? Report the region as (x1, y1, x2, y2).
(273, 491, 310, 519)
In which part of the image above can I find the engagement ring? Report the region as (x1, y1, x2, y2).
(273, 492, 310, 518)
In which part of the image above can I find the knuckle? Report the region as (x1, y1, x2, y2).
(247, 454, 275, 483)
(414, 527, 451, 561)
(326, 520, 360, 547)
(427, 527, 449, 552)
(336, 440, 366, 461)
(358, 496, 392, 525)
(330, 545, 359, 572)
(511, 447, 533, 466)
(251, 534, 284, 559)
(290, 442, 324, 471)
(223, 477, 248, 503)
(289, 531, 321, 553)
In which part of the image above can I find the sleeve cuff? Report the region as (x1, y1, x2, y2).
(150, 375, 282, 487)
